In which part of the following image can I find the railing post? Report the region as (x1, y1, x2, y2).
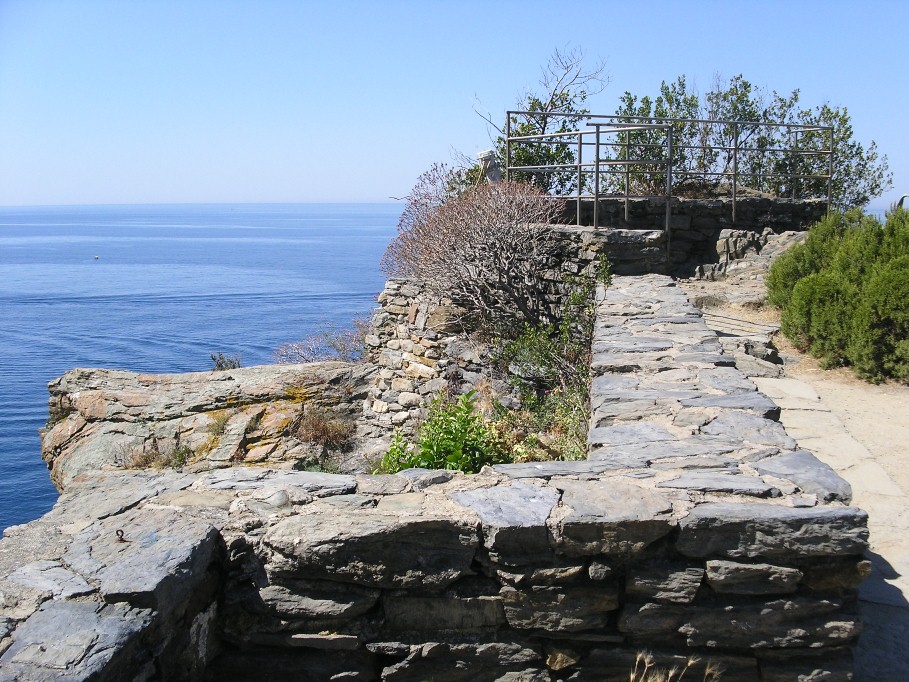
(624, 128, 630, 223)
(790, 129, 797, 200)
(576, 131, 583, 226)
(827, 126, 834, 213)
(505, 113, 511, 182)
(594, 126, 601, 229)
(666, 125, 673, 260)
(732, 123, 738, 225)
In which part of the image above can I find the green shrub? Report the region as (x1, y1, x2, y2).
(771, 208, 909, 382)
(781, 271, 856, 367)
(767, 209, 868, 309)
(849, 256, 909, 382)
(879, 207, 909, 263)
(377, 391, 510, 474)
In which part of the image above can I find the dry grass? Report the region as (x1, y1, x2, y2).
(293, 408, 355, 450)
(630, 651, 723, 682)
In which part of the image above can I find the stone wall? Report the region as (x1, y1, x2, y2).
(560, 197, 827, 276)
(1, 275, 868, 681)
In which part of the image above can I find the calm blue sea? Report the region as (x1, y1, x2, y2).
(0, 203, 400, 531)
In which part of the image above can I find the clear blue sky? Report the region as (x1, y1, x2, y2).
(1, 0, 906, 209)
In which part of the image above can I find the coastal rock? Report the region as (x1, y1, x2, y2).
(41, 362, 376, 489)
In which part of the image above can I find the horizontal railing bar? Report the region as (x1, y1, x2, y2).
(506, 111, 834, 132)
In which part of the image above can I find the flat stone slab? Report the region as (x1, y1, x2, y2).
(658, 472, 781, 498)
(752, 450, 852, 503)
(681, 392, 781, 419)
(700, 412, 796, 449)
(0, 600, 151, 681)
(587, 423, 677, 448)
(449, 483, 560, 563)
(5, 561, 93, 600)
(677, 503, 869, 559)
(492, 461, 619, 479)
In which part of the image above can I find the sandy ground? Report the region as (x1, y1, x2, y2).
(777, 341, 909, 493)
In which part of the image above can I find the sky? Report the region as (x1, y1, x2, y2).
(1, 0, 907, 210)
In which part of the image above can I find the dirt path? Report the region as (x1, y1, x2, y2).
(775, 342, 909, 493)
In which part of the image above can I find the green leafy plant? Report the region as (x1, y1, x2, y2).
(377, 391, 510, 474)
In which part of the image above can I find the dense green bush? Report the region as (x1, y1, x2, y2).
(768, 207, 909, 382)
(850, 256, 909, 382)
(781, 271, 856, 367)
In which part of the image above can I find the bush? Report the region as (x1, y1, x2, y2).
(382, 171, 565, 331)
(781, 271, 856, 366)
(377, 391, 510, 474)
(850, 256, 909, 382)
(275, 317, 370, 364)
(210, 352, 241, 370)
(769, 207, 909, 382)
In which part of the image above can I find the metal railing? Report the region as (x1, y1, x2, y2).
(505, 112, 834, 236)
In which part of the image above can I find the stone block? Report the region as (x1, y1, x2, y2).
(264, 510, 478, 589)
(383, 595, 505, 631)
(676, 503, 868, 559)
(705, 560, 802, 595)
(679, 597, 859, 649)
(557, 478, 674, 557)
(449, 482, 559, 565)
(500, 585, 619, 631)
(63, 507, 221, 614)
(258, 579, 379, 619)
(626, 564, 704, 603)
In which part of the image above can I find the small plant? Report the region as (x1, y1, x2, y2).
(377, 391, 510, 474)
(125, 439, 194, 469)
(292, 454, 342, 474)
(293, 408, 356, 450)
(210, 352, 241, 371)
(207, 410, 232, 437)
(375, 429, 414, 474)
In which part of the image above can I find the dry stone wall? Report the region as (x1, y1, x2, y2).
(561, 197, 827, 277)
(1, 275, 868, 681)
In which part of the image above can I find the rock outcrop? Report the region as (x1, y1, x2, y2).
(41, 362, 376, 489)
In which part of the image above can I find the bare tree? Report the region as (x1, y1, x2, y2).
(382, 167, 565, 329)
(473, 46, 608, 194)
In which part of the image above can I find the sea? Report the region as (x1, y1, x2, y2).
(0, 203, 401, 532)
